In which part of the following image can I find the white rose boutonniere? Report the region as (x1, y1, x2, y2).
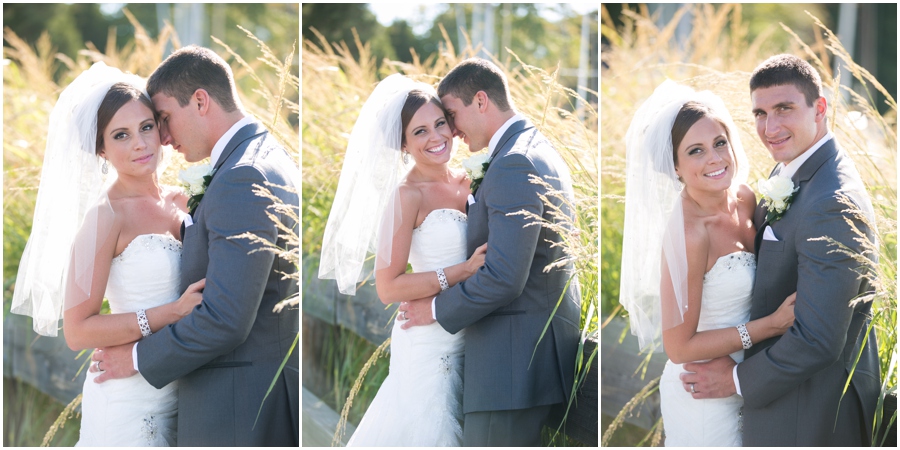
(178, 163, 215, 212)
(462, 153, 491, 193)
(758, 174, 798, 223)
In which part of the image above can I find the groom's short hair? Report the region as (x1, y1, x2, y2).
(438, 58, 513, 112)
(749, 54, 823, 106)
(147, 45, 240, 112)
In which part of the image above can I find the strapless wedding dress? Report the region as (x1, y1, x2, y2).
(76, 233, 182, 446)
(659, 251, 755, 447)
(348, 209, 467, 446)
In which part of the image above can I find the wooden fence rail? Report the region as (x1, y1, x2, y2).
(4, 313, 85, 405)
(600, 315, 666, 431)
(302, 256, 598, 446)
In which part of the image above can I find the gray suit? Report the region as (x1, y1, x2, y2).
(137, 122, 299, 446)
(435, 120, 581, 445)
(739, 138, 879, 446)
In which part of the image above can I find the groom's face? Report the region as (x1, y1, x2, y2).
(751, 84, 826, 164)
(152, 92, 207, 163)
(440, 93, 487, 152)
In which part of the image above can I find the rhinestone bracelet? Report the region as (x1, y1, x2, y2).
(436, 268, 449, 291)
(137, 309, 153, 337)
(737, 323, 752, 350)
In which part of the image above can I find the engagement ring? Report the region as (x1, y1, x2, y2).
(690, 383, 696, 394)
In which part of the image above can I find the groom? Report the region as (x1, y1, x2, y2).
(93, 46, 299, 446)
(399, 58, 582, 446)
(681, 54, 880, 446)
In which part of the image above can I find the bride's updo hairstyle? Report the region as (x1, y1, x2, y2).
(399, 89, 445, 147)
(95, 82, 157, 155)
(670, 101, 736, 171)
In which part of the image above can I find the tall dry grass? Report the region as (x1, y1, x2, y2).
(601, 4, 896, 446)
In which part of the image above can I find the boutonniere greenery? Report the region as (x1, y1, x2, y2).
(179, 163, 216, 212)
(758, 174, 798, 223)
(462, 153, 491, 194)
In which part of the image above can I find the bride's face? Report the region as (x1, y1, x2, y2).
(402, 102, 455, 166)
(100, 100, 161, 177)
(674, 117, 734, 192)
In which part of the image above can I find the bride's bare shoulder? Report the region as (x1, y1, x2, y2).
(679, 208, 710, 263)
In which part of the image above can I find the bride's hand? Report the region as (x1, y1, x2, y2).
(771, 292, 797, 335)
(173, 278, 206, 318)
(464, 243, 488, 278)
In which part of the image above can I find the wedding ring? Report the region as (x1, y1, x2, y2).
(689, 383, 696, 394)
(97, 361, 103, 372)
(400, 311, 407, 321)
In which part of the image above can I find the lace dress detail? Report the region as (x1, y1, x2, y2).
(76, 233, 181, 447)
(348, 209, 466, 446)
(660, 251, 755, 447)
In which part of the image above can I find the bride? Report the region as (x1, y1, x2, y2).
(619, 80, 796, 446)
(318, 74, 485, 446)
(11, 62, 204, 446)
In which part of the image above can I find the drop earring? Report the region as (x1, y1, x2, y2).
(101, 158, 109, 175)
(403, 151, 410, 164)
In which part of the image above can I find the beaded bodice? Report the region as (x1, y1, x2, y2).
(105, 233, 182, 314)
(408, 209, 468, 273)
(696, 251, 755, 335)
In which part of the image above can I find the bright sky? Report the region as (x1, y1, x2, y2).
(369, 2, 598, 34)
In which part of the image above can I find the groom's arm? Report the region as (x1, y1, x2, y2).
(737, 194, 871, 408)
(136, 164, 279, 388)
(434, 152, 544, 334)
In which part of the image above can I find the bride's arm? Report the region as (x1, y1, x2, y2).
(375, 186, 485, 304)
(62, 212, 204, 351)
(661, 229, 795, 365)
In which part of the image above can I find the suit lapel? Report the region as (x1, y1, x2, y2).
(212, 122, 267, 174)
(753, 138, 839, 253)
(483, 120, 532, 184)
(185, 122, 267, 225)
(489, 120, 531, 160)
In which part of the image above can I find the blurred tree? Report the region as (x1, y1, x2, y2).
(3, 3, 298, 117)
(3, 4, 111, 62)
(302, 3, 596, 106)
(302, 3, 396, 62)
(603, 4, 894, 113)
(387, 20, 418, 63)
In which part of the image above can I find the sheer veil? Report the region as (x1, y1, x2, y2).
(619, 80, 748, 351)
(11, 62, 147, 336)
(318, 74, 436, 295)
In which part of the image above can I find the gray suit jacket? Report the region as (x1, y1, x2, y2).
(739, 138, 879, 446)
(137, 122, 299, 446)
(435, 120, 581, 414)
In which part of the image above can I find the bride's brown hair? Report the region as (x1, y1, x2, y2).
(95, 82, 157, 155)
(671, 101, 735, 167)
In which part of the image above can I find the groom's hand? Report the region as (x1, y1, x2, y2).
(680, 355, 737, 399)
(398, 297, 436, 330)
(91, 343, 138, 383)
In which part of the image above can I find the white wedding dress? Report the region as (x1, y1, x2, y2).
(659, 251, 755, 447)
(76, 233, 182, 446)
(347, 208, 467, 447)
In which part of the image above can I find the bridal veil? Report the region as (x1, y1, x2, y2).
(318, 74, 436, 295)
(12, 62, 146, 336)
(619, 80, 748, 351)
